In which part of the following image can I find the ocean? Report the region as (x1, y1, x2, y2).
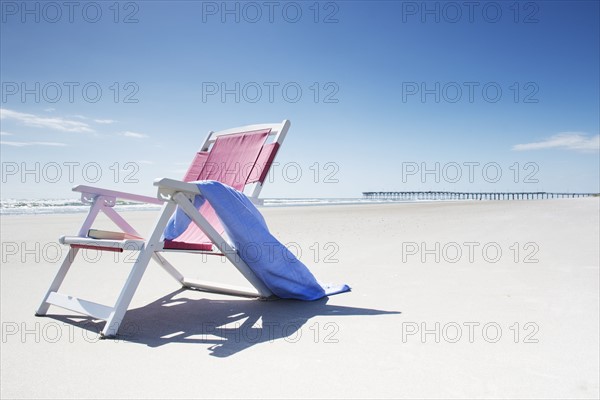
(0, 197, 442, 215)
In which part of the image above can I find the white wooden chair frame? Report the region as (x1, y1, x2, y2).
(36, 120, 290, 338)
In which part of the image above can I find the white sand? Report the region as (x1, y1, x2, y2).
(1, 198, 598, 399)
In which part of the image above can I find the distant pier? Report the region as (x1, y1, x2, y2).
(362, 191, 598, 200)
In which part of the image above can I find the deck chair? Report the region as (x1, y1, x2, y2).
(36, 120, 291, 338)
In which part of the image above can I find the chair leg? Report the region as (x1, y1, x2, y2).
(173, 192, 273, 297)
(101, 201, 178, 337)
(35, 247, 79, 316)
(37, 196, 102, 315)
(152, 253, 185, 284)
(101, 246, 155, 338)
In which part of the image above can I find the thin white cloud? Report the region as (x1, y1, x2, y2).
(94, 119, 117, 124)
(0, 108, 93, 133)
(44, 108, 56, 112)
(0, 141, 67, 147)
(513, 132, 600, 153)
(0, 131, 14, 136)
(121, 131, 148, 139)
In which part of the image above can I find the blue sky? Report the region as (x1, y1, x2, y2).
(1, 0, 599, 199)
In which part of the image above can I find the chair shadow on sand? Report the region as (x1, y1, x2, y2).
(49, 288, 401, 357)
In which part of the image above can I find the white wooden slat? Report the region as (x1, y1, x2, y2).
(47, 292, 114, 321)
(182, 278, 261, 298)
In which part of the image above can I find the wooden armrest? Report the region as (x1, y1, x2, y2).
(73, 185, 164, 205)
(153, 178, 201, 200)
(153, 178, 263, 205)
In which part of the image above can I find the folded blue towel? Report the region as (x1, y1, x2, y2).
(163, 180, 350, 300)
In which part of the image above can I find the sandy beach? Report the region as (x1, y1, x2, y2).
(1, 198, 598, 399)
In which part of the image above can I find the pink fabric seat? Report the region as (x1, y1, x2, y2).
(163, 129, 275, 252)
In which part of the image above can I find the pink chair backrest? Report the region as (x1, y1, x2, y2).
(165, 127, 280, 250)
(183, 128, 279, 189)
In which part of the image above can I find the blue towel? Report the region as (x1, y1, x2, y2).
(163, 180, 350, 300)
